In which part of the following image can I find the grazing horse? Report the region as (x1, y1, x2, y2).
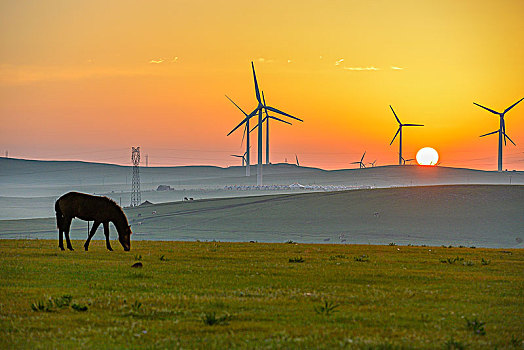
(55, 192, 132, 251)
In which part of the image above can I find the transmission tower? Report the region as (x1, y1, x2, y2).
(131, 147, 141, 207)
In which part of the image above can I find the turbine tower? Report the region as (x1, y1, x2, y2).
(351, 151, 367, 168)
(474, 97, 522, 172)
(250, 91, 295, 165)
(389, 105, 424, 165)
(228, 62, 302, 186)
(226, 95, 251, 176)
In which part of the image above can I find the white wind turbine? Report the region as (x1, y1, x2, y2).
(389, 105, 424, 165)
(227, 62, 302, 185)
(474, 97, 522, 171)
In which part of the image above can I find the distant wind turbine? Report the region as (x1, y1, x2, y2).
(400, 154, 414, 165)
(295, 154, 300, 167)
(227, 62, 302, 185)
(389, 105, 424, 165)
(351, 151, 367, 168)
(474, 97, 522, 171)
(368, 160, 377, 167)
(226, 95, 251, 176)
(231, 151, 247, 167)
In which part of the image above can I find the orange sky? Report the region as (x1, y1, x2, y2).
(1, 0, 523, 170)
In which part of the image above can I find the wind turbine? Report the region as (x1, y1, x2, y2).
(295, 154, 300, 167)
(226, 95, 251, 176)
(351, 151, 366, 169)
(400, 154, 414, 165)
(227, 62, 302, 185)
(231, 151, 247, 167)
(474, 97, 522, 171)
(250, 91, 295, 165)
(368, 160, 377, 167)
(389, 105, 424, 165)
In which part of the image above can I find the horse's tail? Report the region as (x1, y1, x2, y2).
(55, 199, 63, 229)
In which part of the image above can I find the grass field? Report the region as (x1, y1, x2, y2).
(1, 240, 522, 349)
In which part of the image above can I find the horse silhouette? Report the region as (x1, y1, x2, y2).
(55, 192, 132, 251)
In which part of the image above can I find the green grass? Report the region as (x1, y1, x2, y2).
(0, 240, 522, 349)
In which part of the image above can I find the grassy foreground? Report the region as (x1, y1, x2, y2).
(0, 240, 522, 349)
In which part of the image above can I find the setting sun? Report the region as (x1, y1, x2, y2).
(416, 147, 439, 166)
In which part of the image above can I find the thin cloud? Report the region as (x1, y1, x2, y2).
(149, 59, 164, 64)
(257, 57, 274, 63)
(172, 56, 179, 63)
(335, 58, 344, 66)
(343, 66, 380, 71)
(391, 66, 404, 70)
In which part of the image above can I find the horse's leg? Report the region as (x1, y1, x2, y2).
(64, 217, 74, 251)
(58, 226, 65, 251)
(84, 221, 101, 251)
(103, 222, 113, 251)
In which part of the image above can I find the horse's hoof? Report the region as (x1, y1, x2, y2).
(68, 247, 74, 251)
(107, 248, 113, 251)
(84, 247, 89, 251)
(59, 247, 65, 251)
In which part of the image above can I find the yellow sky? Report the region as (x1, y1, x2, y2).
(1, 0, 523, 169)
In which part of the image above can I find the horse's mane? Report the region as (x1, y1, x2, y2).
(102, 196, 127, 219)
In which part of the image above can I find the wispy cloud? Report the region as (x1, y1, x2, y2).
(343, 66, 380, 71)
(335, 58, 344, 66)
(149, 59, 164, 64)
(391, 66, 404, 70)
(257, 57, 274, 63)
(287, 59, 292, 64)
(172, 56, 179, 63)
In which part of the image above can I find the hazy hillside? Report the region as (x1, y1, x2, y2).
(0, 157, 522, 219)
(1, 185, 523, 248)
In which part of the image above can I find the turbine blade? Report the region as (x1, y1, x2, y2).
(265, 105, 303, 122)
(504, 133, 516, 146)
(389, 128, 400, 145)
(504, 97, 524, 114)
(262, 91, 270, 118)
(225, 95, 248, 117)
(252, 62, 262, 104)
(473, 102, 499, 115)
(240, 124, 247, 147)
(389, 105, 401, 125)
(227, 107, 259, 136)
(403, 124, 424, 127)
(269, 115, 292, 125)
(479, 130, 499, 138)
(361, 151, 366, 162)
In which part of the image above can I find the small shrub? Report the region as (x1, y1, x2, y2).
(510, 334, 522, 347)
(481, 258, 491, 265)
(388, 242, 396, 246)
(131, 300, 142, 313)
(31, 299, 53, 312)
(159, 255, 168, 261)
(441, 256, 464, 264)
(465, 317, 486, 336)
(71, 303, 88, 312)
(329, 254, 347, 260)
(134, 254, 142, 261)
(53, 295, 72, 308)
(444, 336, 466, 350)
(285, 240, 296, 244)
(314, 300, 339, 316)
(289, 257, 304, 263)
(201, 311, 230, 325)
(354, 254, 369, 262)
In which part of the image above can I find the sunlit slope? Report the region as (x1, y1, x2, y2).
(1, 185, 522, 248)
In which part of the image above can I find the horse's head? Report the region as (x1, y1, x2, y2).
(119, 225, 132, 251)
